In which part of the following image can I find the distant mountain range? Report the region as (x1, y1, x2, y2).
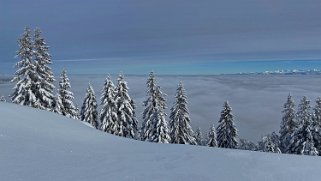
(234, 69, 321, 75)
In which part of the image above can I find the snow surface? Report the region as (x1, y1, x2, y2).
(1, 102, 321, 181)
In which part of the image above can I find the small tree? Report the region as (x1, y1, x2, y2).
(195, 127, 203, 145)
(80, 84, 99, 129)
(33, 28, 55, 111)
(169, 82, 197, 145)
(113, 74, 138, 138)
(238, 139, 257, 151)
(55, 69, 78, 119)
(0, 96, 6, 102)
(279, 94, 297, 153)
(258, 134, 281, 153)
(207, 125, 217, 147)
(216, 101, 238, 149)
(99, 76, 117, 133)
(11, 27, 40, 108)
(141, 72, 170, 143)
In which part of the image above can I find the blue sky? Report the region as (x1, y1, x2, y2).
(1, 0, 321, 74)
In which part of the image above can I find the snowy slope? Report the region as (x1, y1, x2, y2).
(1, 102, 321, 181)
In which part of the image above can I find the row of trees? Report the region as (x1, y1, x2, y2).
(279, 95, 321, 155)
(8, 27, 321, 156)
(11, 27, 55, 110)
(11, 27, 79, 119)
(238, 95, 321, 156)
(79, 72, 238, 148)
(10, 27, 239, 149)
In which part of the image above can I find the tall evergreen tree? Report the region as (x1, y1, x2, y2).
(216, 101, 238, 149)
(11, 27, 40, 108)
(195, 127, 203, 145)
(289, 96, 318, 155)
(312, 97, 321, 154)
(141, 72, 170, 143)
(297, 96, 312, 126)
(80, 84, 99, 129)
(113, 74, 138, 138)
(279, 94, 297, 153)
(169, 82, 197, 145)
(99, 76, 117, 133)
(54, 69, 78, 119)
(33, 28, 55, 110)
(207, 125, 217, 147)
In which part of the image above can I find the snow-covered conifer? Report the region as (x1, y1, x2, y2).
(141, 72, 170, 143)
(297, 96, 312, 126)
(279, 94, 297, 153)
(99, 76, 117, 133)
(195, 127, 203, 145)
(153, 102, 171, 143)
(113, 74, 138, 138)
(258, 132, 281, 153)
(80, 84, 99, 129)
(54, 69, 78, 119)
(33, 28, 55, 110)
(216, 101, 238, 149)
(260, 136, 281, 153)
(169, 82, 197, 145)
(207, 125, 217, 147)
(289, 96, 318, 155)
(11, 27, 40, 108)
(312, 97, 321, 154)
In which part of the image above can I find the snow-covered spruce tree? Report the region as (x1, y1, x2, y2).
(279, 94, 297, 153)
(80, 84, 99, 129)
(169, 82, 197, 145)
(289, 96, 318, 155)
(207, 125, 217, 147)
(11, 27, 41, 108)
(312, 97, 321, 154)
(216, 101, 238, 149)
(54, 69, 78, 119)
(99, 76, 118, 134)
(141, 72, 158, 141)
(33, 28, 55, 111)
(141, 72, 170, 143)
(297, 96, 312, 126)
(113, 74, 138, 138)
(195, 127, 203, 145)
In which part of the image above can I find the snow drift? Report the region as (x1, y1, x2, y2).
(0, 102, 321, 181)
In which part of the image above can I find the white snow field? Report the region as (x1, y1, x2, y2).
(1, 102, 321, 181)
